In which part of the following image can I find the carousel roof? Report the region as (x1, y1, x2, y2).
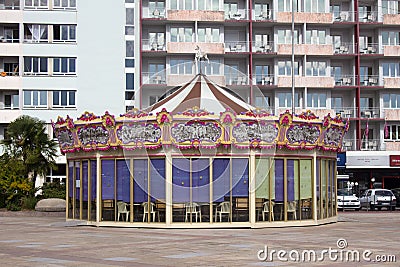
(146, 74, 255, 115)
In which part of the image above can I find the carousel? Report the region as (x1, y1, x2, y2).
(53, 73, 348, 228)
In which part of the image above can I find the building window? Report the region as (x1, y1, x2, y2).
(197, 27, 220, 43)
(170, 59, 193, 74)
(277, 0, 300, 12)
(307, 92, 327, 108)
(24, 57, 48, 75)
(278, 60, 299, 76)
(383, 93, 400, 108)
(306, 61, 326, 76)
(126, 73, 134, 90)
(53, 0, 76, 9)
(23, 90, 47, 108)
(277, 29, 299, 44)
(197, 0, 218, 11)
(200, 59, 221, 75)
(382, 31, 400, 45)
(53, 58, 76, 75)
(170, 27, 193, 42)
(125, 91, 134, 100)
(278, 92, 300, 108)
(4, 94, 19, 109)
(125, 59, 135, 68)
(53, 25, 76, 42)
(304, 0, 326, 13)
(383, 63, 400, 77)
(305, 29, 326, 45)
(126, 41, 134, 57)
(24, 24, 48, 42)
(52, 90, 76, 107)
(149, 0, 165, 16)
(24, 0, 48, 9)
(126, 8, 135, 25)
(254, 95, 271, 109)
(170, 0, 193, 10)
(382, 1, 400, 14)
(385, 125, 400, 140)
(125, 26, 135, 35)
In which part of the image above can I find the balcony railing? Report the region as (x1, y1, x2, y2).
(359, 11, 379, 22)
(360, 139, 380, 151)
(225, 74, 248, 85)
(360, 75, 380, 86)
(333, 42, 353, 54)
(143, 8, 166, 19)
(333, 75, 355, 86)
(334, 107, 355, 118)
(225, 9, 248, 20)
(333, 11, 355, 22)
(360, 107, 380, 118)
(0, 0, 20, 10)
(225, 41, 248, 52)
(360, 43, 379, 54)
(142, 72, 166, 85)
(252, 9, 273, 21)
(253, 74, 274, 86)
(253, 41, 274, 53)
(142, 39, 166, 51)
(343, 139, 384, 151)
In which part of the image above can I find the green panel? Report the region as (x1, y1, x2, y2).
(300, 159, 312, 199)
(294, 160, 299, 200)
(255, 158, 270, 198)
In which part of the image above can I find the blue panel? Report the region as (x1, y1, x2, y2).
(82, 161, 88, 201)
(275, 159, 284, 202)
(172, 158, 190, 203)
(91, 161, 96, 201)
(101, 160, 115, 200)
(212, 158, 230, 202)
(134, 159, 148, 203)
(150, 158, 165, 201)
(116, 159, 130, 202)
(337, 153, 346, 168)
(232, 158, 249, 197)
(75, 162, 80, 200)
(287, 160, 295, 201)
(192, 158, 210, 203)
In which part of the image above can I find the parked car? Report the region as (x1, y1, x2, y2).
(390, 188, 400, 207)
(359, 189, 396, 211)
(337, 189, 361, 211)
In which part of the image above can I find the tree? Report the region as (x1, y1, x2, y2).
(1, 115, 58, 187)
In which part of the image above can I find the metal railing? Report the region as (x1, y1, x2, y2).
(253, 41, 274, 53)
(143, 8, 166, 19)
(225, 41, 248, 52)
(252, 9, 273, 20)
(225, 8, 248, 20)
(360, 75, 380, 86)
(333, 75, 355, 86)
(359, 11, 379, 22)
(225, 74, 248, 85)
(142, 39, 166, 51)
(333, 11, 355, 22)
(333, 42, 353, 54)
(142, 72, 166, 85)
(360, 43, 379, 54)
(253, 74, 274, 85)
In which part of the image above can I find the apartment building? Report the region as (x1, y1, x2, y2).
(136, 0, 400, 191)
(0, 0, 125, 185)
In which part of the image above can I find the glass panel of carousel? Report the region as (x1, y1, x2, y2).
(316, 159, 321, 219)
(232, 158, 249, 222)
(133, 159, 148, 222)
(191, 158, 210, 223)
(74, 161, 81, 219)
(331, 160, 337, 216)
(286, 159, 299, 221)
(90, 161, 96, 221)
(116, 159, 130, 222)
(213, 158, 231, 223)
(321, 159, 328, 219)
(327, 160, 332, 217)
(101, 159, 115, 221)
(299, 159, 312, 220)
(81, 161, 88, 220)
(150, 159, 166, 223)
(274, 159, 284, 221)
(255, 157, 273, 222)
(67, 161, 74, 219)
(172, 158, 190, 222)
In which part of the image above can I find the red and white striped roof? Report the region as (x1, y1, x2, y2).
(147, 74, 255, 114)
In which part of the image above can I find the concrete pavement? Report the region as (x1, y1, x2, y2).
(0, 211, 399, 266)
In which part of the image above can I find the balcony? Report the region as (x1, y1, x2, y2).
(277, 76, 334, 88)
(360, 108, 380, 119)
(225, 9, 248, 20)
(0, 0, 20, 10)
(360, 43, 379, 54)
(225, 41, 248, 53)
(276, 12, 332, 24)
(168, 9, 224, 21)
(383, 13, 400, 25)
(383, 45, 400, 57)
(252, 9, 273, 21)
(360, 75, 380, 87)
(277, 44, 332, 56)
(142, 72, 166, 85)
(253, 74, 274, 86)
(333, 11, 355, 22)
(333, 43, 354, 54)
(0, 109, 21, 123)
(359, 11, 379, 23)
(383, 77, 400, 88)
(360, 139, 380, 151)
(142, 39, 166, 52)
(334, 75, 355, 86)
(143, 8, 166, 19)
(225, 74, 248, 86)
(253, 41, 275, 53)
(384, 109, 400, 121)
(167, 42, 224, 54)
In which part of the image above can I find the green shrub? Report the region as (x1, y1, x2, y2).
(21, 196, 38, 210)
(41, 182, 66, 199)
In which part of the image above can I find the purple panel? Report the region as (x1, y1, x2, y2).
(91, 161, 96, 201)
(117, 159, 130, 202)
(212, 158, 230, 202)
(101, 160, 115, 200)
(75, 162, 80, 200)
(172, 158, 190, 203)
(134, 159, 148, 203)
(275, 159, 284, 202)
(232, 158, 249, 197)
(68, 161, 73, 198)
(150, 159, 165, 201)
(287, 160, 295, 201)
(192, 158, 210, 203)
(82, 161, 88, 201)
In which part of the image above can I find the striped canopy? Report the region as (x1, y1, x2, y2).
(146, 74, 255, 114)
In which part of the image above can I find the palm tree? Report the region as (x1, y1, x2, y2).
(1, 115, 58, 187)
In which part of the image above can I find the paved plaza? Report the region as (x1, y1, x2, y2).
(0, 211, 399, 266)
